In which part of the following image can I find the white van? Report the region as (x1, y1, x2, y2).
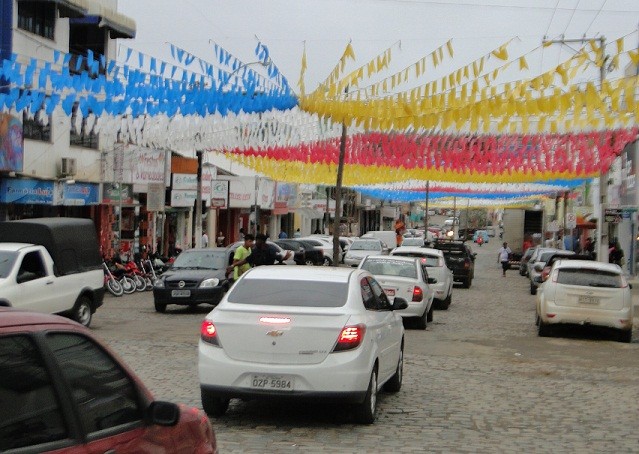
(360, 231, 396, 248)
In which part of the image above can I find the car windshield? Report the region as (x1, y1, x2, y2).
(350, 241, 381, 251)
(226, 279, 348, 307)
(171, 251, 227, 270)
(556, 268, 623, 288)
(361, 259, 417, 279)
(0, 251, 17, 278)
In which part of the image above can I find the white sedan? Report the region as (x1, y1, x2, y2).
(198, 266, 406, 424)
(344, 239, 390, 267)
(535, 260, 633, 342)
(389, 246, 454, 309)
(358, 255, 436, 329)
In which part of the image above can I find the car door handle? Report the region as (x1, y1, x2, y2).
(46, 280, 54, 285)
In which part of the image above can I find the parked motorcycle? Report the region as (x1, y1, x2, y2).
(103, 262, 124, 297)
(124, 260, 148, 292)
(103, 261, 137, 295)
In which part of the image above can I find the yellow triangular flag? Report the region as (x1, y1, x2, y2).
(519, 56, 528, 71)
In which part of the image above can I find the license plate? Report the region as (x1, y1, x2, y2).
(250, 375, 294, 391)
(384, 288, 395, 296)
(171, 289, 191, 297)
(578, 295, 599, 305)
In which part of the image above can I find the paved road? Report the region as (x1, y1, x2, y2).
(92, 237, 639, 453)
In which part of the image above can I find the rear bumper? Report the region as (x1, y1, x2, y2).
(200, 384, 366, 403)
(540, 303, 633, 330)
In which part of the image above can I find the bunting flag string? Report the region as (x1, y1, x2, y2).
(254, 40, 291, 92)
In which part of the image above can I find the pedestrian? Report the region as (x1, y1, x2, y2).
(497, 241, 512, 277)
(584, 237, 594, 256)
(278, 229, 288, 239)
(239, 227, 245, 240)
(293, 228, 301, 238)
(609, 240, 624, 267)
(313, 228, 322, 234)
(201, 232, 209, 248)
(228, 233, 284, 271)
(216, 231, 225, 247)
(228, 234, 254, 281)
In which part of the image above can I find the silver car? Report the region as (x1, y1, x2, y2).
(344, 239, 390, 267)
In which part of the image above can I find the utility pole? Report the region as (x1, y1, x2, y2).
(195, 150, 203, 248)
(332, 120, 347, 266)
(424, 181, 430, 232)
(542, 36, 608, 261)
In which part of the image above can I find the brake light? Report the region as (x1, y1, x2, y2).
(439, 257, 445, 267)
(464, 261, 470, 269)
(332, 324, 366, 352)
(412, 286, 423, 302)
(551, 269, 559, 283)
(200, 320, 220, 346)
(621, 276, 629, 288)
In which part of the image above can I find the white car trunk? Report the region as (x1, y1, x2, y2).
(551, 284, 625, 311)
(212, 306, 352, 365)
(374, 276, 420, 302)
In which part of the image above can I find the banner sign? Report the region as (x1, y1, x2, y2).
(102, 183, 134, 204)
(211, 180, 229, 209)
(0, 178, 54, 204)
(59, 182, 100, 206)
(0, 114, 23, 172)
(170, 189, 208, 207)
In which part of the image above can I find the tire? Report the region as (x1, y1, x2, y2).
(384, 345, 403, 393)
(305, 259, 315, 266)
(618, 329, 632, 343)
(133, 274, 147, 292)
(463, 276, 471, 289)
(538, 319, 551, 337)
(442, 292, 451, 310)
(414, 308, 427, 330)
(426, 304, 434, 322)
(354, 368, 378, 424)
(121, 276, 137, 294)
(322, 257, 332, 266)
(201, 389, 230, 417)
(72, 296, 93, 327)
(530, 282, 537, 295)
(106, 278, 124, 297)
(154, 300, 167, 313)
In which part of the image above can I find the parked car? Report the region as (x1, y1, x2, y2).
(274, 239, 306, 265)
(399, 237, 427, 247)
(306, 236, 348, 263)
(535, 260, 633, 342)
(529, 249, 573, 295)
(0, 217, 104, 327)
(431, 239, 475, 288)
(390, 246, 453, 309)
(198, 265, 407, 424)
(526, 247, 557, 279)
(344, 238, 390, 267)
(0, 308, 217, 453)
(472, 230, 489, 244)
(297, 237, 334, 265)
(360, 231, 398, 249)
(358, 255, 436, 329)
(519, 247, 537, 276)
(539, 253, 595, 283)
(153, 248, 230, 313)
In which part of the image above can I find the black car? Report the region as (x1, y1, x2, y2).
(275, 239, 326, 266)
(432, 239, 476, 288)
(274, 239, 306, 265)
(152, 248, 230, 313)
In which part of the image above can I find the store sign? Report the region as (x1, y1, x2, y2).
(604, 208, 623, 223)
(172, 167, 216, 200)
(147, 183, 166, 211)
(0, 114, 23, 172)
(119, 147, 166, 189)
(103, 183, 134, 204)
(0, 178, 53, 204)
(211, 180, 229, 209)
(59, 182, 100, 206)
(170, 189, 208, 207)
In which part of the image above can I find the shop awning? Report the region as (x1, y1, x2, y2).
(87, 1, 136, 38)
(297, 208, 325, 219)
(18, 0, 89, 17)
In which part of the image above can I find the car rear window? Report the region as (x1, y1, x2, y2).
(227, 279, 349, 307)
(556, 268, 623, 288)
(393, 252, 439, 267)
(361, 259, 418, 279)
(350, 241, 381, 251)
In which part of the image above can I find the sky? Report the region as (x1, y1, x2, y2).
(118, 0, 639, 94)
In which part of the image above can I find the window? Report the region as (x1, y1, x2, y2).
(361, 277, 376, 310)
(361, 277, 391, 311)
(368, 278, 391, 310)
(17, 250, 47, 282)
(46, 333, 143, 436)
(23, 108, 52, 142)
(227, 279, 348, 307)
(17, 1, 55, 40)
(0, 335, 67, 451)
(70, 103, 99, 149)
(556, 268, 623, 288)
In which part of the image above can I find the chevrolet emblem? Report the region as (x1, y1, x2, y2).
(178, 281, 185, 288)
(266, 330, 284, 337)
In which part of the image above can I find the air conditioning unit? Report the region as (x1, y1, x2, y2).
(60, 157, 77, 176)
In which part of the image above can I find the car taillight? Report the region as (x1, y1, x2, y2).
(551, 269, 559, 283)
(542, 267, 550, 281)
(332, 324, 366, 352)
(200, 320, 220, 346)
(439, 257, 445, 267)
(464, 261, 470, 269)
(412, 286, 423, 302)
(621, 275, 629, 288)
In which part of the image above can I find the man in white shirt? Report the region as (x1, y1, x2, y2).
(201, 232, 209, 248)
(497, 242, 512, 277)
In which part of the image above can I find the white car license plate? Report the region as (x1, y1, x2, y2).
(171, 290, 191, 297)
(578, 295, 599, 305)
(384, 288, 395, 296)
(251, 375, 294, 391)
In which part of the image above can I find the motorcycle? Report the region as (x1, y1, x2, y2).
(104, 261, 137, 295)
(124, 260, 148, 292)
(103, 262, 124, 297)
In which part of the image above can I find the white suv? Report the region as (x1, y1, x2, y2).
(390, 246, 453, 309)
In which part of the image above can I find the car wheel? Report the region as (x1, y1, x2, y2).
(530, 282, 537, 295)
(426, 304, 434, 322)
(414, 309, 427, 330)
(154, 301, 167, 313)
(618, 329, 632, 343)
(305, 259, 315, 266)
(538, 319, 551, 337)
(322, 257, 332, 266)
(464, 276, 471, 288)
(354, 368, 378, 424)
(443, 292, 452, 310)
(201, 389, 230, 417)
(384, 344, 403, 393)
(73, 296, 92, 327)
(519, 267, 525, 276)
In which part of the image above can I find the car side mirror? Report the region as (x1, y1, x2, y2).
(392, 297, 408, 311)
(428, 277, 437, 284)
(147, 401, 180, 426)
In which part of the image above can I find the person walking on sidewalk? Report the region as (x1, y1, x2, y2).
(497, 242, 512, 277)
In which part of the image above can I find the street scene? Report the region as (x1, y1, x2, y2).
(2, 0, 639, 452)
(91, 234, 639, 452)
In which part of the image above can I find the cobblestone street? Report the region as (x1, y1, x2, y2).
(92, 239, 639, 453)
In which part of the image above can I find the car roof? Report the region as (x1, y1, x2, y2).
(0, 243, 36, 252)
(0, 307, 80, 329)
(363, 255, 419, 264)
(242, 265, 361, 283)
(392, 246, 443, 256)
(553, 260, 621, 273)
